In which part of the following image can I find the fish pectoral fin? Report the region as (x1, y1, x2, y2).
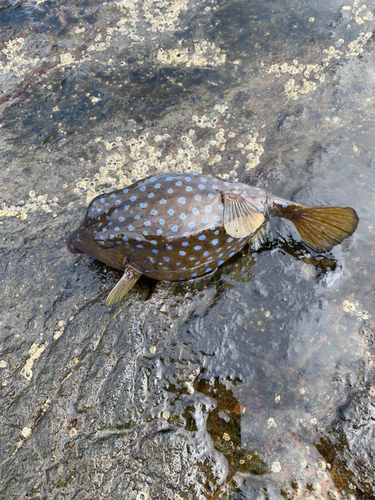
(105, 265, 142, 306)
(222, 190, 265, 238)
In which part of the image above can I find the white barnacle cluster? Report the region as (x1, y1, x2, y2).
(20, 343, 47, 381)
(142, 0, 189, 32)
(265, 2, 374, 99)
(270, 461, 281, 473)
(59, 53, 76, 66)
(191, 104, 230, 129)
(347, 31, 373, 56)
(91, 0, 148, 50)
(166, 135, 201, 172)
(75, 132, 201, 203)
(322, 46, 344, 65)
(192, 114, 217, 129)
(59, 0, 191, 66)
(74, 101, 265, 201)
(86, 33, 112, 54)
(266, 61, 322, 79)
(342, 299, 370, 320)
(116, 0, 140, 29)
(284, 78, 318, 100)
(266, 60, 323, 100)
(157, 40, 226, 68)
(192, 107, 265, 171)
(244, 132, 264, 170)
(350, 0, 374, 25)
(0, 191, 60, 220)
(0, 37, 40, 80)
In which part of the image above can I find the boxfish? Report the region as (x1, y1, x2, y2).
(67, 172, 359, 306)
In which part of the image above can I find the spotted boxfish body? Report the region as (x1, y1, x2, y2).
(67, 172, 359, 305)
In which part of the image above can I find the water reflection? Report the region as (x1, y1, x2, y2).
(165, 237, 363, 495)
(130, 237, 357, 495)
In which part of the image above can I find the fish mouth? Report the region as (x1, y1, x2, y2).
(66, 239, 84, 254)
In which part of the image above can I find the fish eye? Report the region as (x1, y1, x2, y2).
(95, 239, 116, 249)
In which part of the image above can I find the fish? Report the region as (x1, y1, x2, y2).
(66, 172, 359, 306)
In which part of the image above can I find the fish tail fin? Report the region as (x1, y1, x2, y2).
(277, 204, 359, 252)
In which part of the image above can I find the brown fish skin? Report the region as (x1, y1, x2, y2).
(67, 173, 263, 281)
(67, 172, 359, 305)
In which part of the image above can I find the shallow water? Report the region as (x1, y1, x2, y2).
(1, 0, 375, 498)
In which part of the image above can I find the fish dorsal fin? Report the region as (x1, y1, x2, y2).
(105, 265, 142, 306)
(222, 190, 265, 238)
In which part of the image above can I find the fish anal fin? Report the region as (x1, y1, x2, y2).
(222, 190, 265, 238)
(105, 265, 142, 306)
(249, 226, 267, 250)
(277, 204, 359, 252)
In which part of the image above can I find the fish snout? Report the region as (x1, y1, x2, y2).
(66, 238, 84, 254)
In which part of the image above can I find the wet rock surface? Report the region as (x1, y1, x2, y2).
(1, 0, 375, 498)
